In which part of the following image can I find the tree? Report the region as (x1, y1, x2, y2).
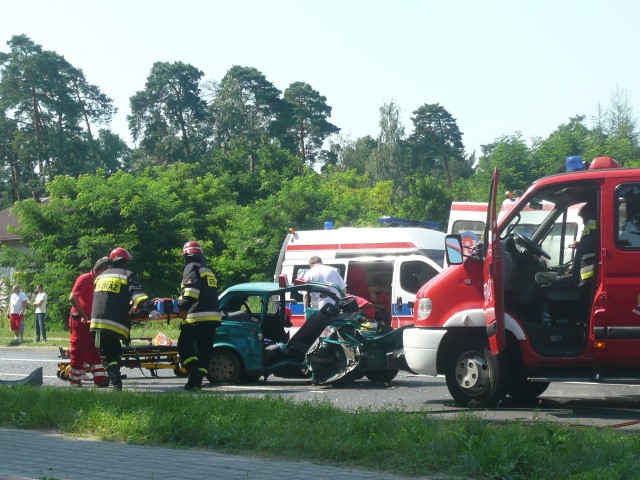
(533, 115, 592, 174)
(367, 100, 408, 187)
(0, 35, 116, 193)
(408, 103, 470, 186)
(283, 82, 339, 166)
(211, 66, 285, 149)
(476, 133, 538, 194)
(129, 61, 208, 165)
(334, 135, 377, 175)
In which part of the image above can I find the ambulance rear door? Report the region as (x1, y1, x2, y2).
(391, 255, 442, 328)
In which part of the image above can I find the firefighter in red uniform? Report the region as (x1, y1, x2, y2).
(68, 256, 111, 388)
(90, 247, 157, 390)
(177, 241, 222, 391)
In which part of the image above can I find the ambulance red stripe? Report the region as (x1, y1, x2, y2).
(286, 241, 416, 251)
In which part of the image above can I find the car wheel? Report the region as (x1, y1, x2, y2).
(239, 373, 261, 383)
(207, 349, 242, 384)
(365, 369, 398, 383)
(444, 339, 509, 407)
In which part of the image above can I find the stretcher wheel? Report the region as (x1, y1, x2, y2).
(60, 368, 70, 381)
(173, 366, 188, 377)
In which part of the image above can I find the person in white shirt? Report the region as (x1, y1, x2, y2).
(302, 256, 347, 310)
(9, 285, 28, 343)
(34, 284, 48, 342)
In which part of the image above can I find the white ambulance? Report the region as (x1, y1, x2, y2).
(274, 222, 445, 328)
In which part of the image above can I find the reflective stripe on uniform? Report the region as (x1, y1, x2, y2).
(95, 273, 128, 293)
(580, 253, 595, 281)
(183, 310, 222, 324)
(91, 318, 130, 338)
(132, 293, 149, 307)
(181, 287, 200, 300)
(183, 356, 198, 366)
(201, 269, 217, 287)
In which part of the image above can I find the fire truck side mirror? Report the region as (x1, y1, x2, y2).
(445, 235, 464, 265)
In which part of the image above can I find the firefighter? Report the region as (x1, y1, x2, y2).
(177, 241, 222, 391)
(90, 247, 157, 390)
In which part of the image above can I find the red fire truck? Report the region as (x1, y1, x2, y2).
(403, 156, 640, 406)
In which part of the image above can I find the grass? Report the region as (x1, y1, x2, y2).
(0, 387, 638, 479)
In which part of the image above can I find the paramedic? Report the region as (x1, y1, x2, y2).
(68, 256, 110, 388)
(302, 256, 347, 309)
(177, 241, 222, 391)
(90, 248, 157, 390)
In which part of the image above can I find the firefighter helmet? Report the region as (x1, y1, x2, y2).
(183, 241, 204, 258)
(110, 247, 131, 263)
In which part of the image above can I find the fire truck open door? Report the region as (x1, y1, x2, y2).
(483, 167, 506, 354)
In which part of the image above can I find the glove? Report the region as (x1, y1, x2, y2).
(148, 310, 161, 320)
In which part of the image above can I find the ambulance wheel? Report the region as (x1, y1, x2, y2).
(207, 349, 241, 384)
(444, 339, 508, 407)
(365, 369, 398, 383)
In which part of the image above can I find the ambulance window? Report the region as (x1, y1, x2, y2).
(451, 220, 484, 255)
(290, 263, 346, 301)
(400, 261, 439, 294)
(616, 183, 640, 249)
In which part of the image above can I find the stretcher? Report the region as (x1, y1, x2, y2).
(56, 336, 187, 381)
(57, 299, 188, 381)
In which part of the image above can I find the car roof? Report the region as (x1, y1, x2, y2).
(219, 281, 336, 298)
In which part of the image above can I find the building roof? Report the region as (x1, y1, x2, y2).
(0, 205, 20, 242)
(0, 198, 50, 243)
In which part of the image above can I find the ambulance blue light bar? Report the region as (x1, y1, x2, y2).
(379, 216, 440, 230)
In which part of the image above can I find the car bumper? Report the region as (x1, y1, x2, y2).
(402, 327, 446, 377)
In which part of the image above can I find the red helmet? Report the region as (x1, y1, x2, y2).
(110, 247, 131, 262)
(182, 241, 203, 257)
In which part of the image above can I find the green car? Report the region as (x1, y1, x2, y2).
(207, 281, 341, 383)
(207, 281, 409, 386)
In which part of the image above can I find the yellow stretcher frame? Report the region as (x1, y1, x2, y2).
(56, 338, 187, 381)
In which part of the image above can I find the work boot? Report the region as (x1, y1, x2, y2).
(107, 366, 123, 391)
(184, 371, 204, 391)
(95, 377, 110, 388)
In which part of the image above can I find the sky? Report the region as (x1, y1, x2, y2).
(2, 0, 640, 158)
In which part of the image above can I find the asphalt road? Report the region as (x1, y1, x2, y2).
(2, 345, 640, 431)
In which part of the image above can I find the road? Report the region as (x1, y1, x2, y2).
(2, 345, 640, 430)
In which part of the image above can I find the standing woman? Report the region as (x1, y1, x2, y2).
(34, 284, 48, 342)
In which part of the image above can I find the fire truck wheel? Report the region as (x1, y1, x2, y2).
(444, 340, 509, 407)
(207, 349, 241, 384)
(508, 377, 550, 401)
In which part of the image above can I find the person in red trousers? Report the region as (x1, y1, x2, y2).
(68, 256, 110, 388)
